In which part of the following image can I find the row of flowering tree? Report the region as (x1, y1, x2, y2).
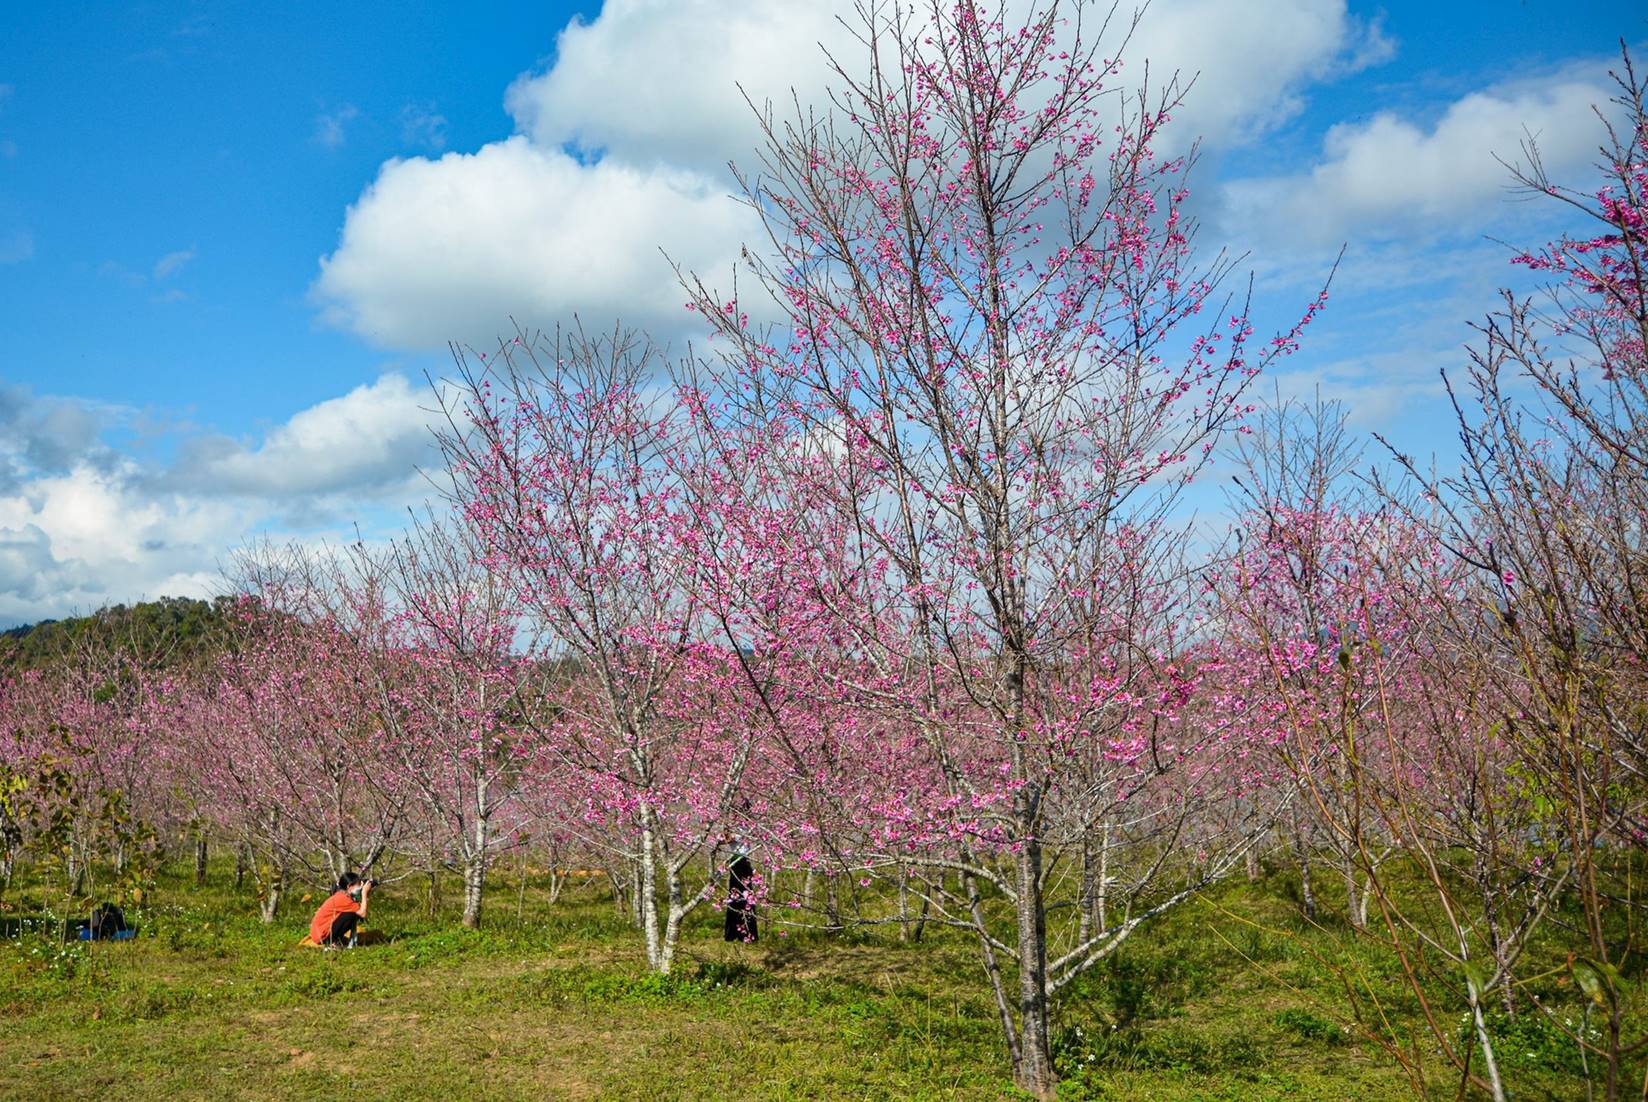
(1202, 54, 1648, 1098)
(0, 4, 1642, 1098)
(437, 2, 1326, 1091)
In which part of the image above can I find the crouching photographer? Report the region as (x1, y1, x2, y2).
(309, 872, 375, 948)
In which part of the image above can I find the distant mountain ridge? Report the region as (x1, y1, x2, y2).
(0, 596, 234, 672)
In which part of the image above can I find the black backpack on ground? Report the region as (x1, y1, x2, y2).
(88, 902, 128, 939)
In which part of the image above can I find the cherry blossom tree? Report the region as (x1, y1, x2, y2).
(361, 519, 543, 929)
(678, 1, 1321, 1091)
(1372, 53, 1648, 1100)
(442, 327, 767, 972)
(191, 546, 407, 919)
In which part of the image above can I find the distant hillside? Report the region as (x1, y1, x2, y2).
(0, 595, 236, 673)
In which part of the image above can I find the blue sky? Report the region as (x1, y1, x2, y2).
(0, 0, 1639, 624)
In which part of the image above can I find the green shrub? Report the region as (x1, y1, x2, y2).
(1273, 1007, 1346, 1045)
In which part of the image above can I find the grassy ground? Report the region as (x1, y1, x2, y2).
(0, 859, 1624, 1101)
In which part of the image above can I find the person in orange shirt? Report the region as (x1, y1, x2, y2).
(309, 872, 372, 948)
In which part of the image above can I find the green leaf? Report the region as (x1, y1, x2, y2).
(1571, 959, 1616, 1008)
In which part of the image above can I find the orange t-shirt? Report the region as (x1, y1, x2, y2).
(309, 890, 363, 943)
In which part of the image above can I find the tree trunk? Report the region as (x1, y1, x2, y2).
(234, 843, 249, 890)
(193, 831, 209, 888)
(1011, 787, 1056, 1099)
(1077, 825, 1112, 946)
(823, 870, 843, 932)
(1293, 826, 1317, 921)
(659, 865, 685, 975)
(0, 804, 15, 887)
(258, 866, 285, 923)
(637, 804, 665, 971)
(462, 814, 490, 930)
(461, 854, 486, 930)
(1094, 823, 1110, 935)
(1340, 848, 1363, 929)
(1078, 831, 1096, 947)
(517, 853, 529, 923)
(66, 834, 87, 897)
(963, 864, 1021, 1079)
(1466, 976, 1508, 1102)
(910, 873, 931, 943)
(326, 846, 347, 886)
(0, 804, 13, 886)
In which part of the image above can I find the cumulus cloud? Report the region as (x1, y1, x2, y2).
(1221, 68, 1612, 246)
(0, 385, 109, 485)
(312, 137, 754, 347)
(1122, 0, 1393, 149)
(0, 525, 67, 604)
(315, 0, 1386, 350)
(507, 0, 1388, 172)
(0, 375, 448, 625)
(504, 0, 849, 176)
(0, 462, 248, 624)
(167, 373, 439, 499)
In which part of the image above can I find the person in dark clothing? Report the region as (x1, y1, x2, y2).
(80, 902, 135, 941)
(723, 841, 758, 943)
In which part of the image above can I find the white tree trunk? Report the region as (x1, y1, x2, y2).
(462, 803, 490, 930)
(636, 803, 664, 971)
(259, 866, 285, 923)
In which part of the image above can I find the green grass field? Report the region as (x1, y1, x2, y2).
(0, 859, 1624, 1100)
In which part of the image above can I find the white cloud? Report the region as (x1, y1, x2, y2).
(0, 524, 68, 603)
(1221, 69, 1612, 246)
(168, 373, 439, 498)
(0, 463, 249, 624)
(153, 246, 196, 280)
(315, 1, 1386, 350)
(312, 137, 753, 348)
(0, 376, 448, 625)
(314, 104, 360, 150)
(1122, 0, 1394, 149)
(506, 0, 1388, 173)
(0, 384, 108, 481)
(505, 0, 849, 176)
